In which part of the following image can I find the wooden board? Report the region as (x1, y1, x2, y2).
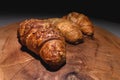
(0, 22, 120, 80)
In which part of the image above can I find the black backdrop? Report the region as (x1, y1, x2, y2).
(0, 0, 120, 23)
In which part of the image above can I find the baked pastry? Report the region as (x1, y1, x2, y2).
(63, 12, 94, 36)
(17, 19, 66, 69)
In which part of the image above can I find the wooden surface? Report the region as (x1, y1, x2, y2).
(0, 22, 120, 80)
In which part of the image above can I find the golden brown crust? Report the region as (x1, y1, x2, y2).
(18, 19, 66, 68)
(63, 12, 94, 36)
(40, 40, 66, 68)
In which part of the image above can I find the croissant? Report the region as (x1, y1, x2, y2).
(17, 19, 66, 69)
(63, 12, 94, 36)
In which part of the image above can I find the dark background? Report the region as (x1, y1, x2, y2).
(0, 0, 120, 23)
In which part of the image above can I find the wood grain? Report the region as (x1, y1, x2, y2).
(0, 22, 120, 80)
